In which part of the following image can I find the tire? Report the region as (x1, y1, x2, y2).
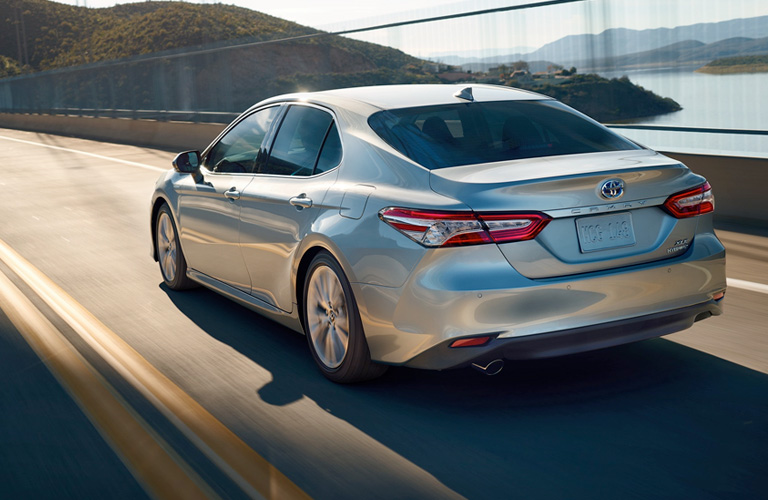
(155, 204, 196, 290)
(302, 252, 387, 383)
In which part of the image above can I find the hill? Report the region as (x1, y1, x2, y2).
(515, 74, 681, 122)
(0, 0, 422, 72)
(0, 0, 299, 70)
(696, 54, 768, 74)
(0, 0, 440, 111)
(582, 36, 768, 72)
(0, 0, 443, 112)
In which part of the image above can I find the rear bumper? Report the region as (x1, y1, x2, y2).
(355, 231, 726, 368)
(403, 299, 722, 370)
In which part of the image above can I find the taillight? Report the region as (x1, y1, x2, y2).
(663, 182, 715, 218)
(379, 207, 551, 247)
(481, 213, 551, 243)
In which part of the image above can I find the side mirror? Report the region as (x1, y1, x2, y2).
(172, 151, 202, 173)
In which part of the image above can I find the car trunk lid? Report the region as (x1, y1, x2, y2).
(429, 150, 707, 279)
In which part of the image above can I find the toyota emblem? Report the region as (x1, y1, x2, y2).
(599, 179, 625, 200)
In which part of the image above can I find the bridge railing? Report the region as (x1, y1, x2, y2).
(0, 108, 239, 124)
(1, 110, 765, 227)
(1, 0, 765, 159)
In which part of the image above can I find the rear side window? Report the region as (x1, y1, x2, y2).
(315, 122, 342, 174)
(265, 105, 340, 176)
(368, 100, 641, 169)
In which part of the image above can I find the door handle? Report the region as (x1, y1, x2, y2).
(225, 187, 240, 201)
(289, 194, 313, 210)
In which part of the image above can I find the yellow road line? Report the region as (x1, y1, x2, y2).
(0, 238, 310, 500)
(0, 271, 214, 500)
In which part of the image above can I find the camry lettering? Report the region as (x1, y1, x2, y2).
(570, 199, 653, 215)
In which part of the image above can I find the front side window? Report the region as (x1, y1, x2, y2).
(264, 105, 339, 176)
(368, 100, 642, 169)
(205, 106, 280, 173)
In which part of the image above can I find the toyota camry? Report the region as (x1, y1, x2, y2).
(150, 84, 726, 383)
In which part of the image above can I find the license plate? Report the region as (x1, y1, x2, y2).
(576, 212, 636, 253)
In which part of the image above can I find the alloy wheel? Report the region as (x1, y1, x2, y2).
(306, 265, 350, 369)
(156, 211, 177, 283)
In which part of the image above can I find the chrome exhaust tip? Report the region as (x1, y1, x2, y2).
(471, 359, 504, 376)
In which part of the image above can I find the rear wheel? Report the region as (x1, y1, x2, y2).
(303, 252, 387, 383)
(155, 204, 196, 290)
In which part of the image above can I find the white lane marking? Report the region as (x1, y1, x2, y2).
(0, 134, 166, 172)
(727, 278, 768, 295)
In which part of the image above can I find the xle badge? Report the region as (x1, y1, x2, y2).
(667, 238, 690, 254)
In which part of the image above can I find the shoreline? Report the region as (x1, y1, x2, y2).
(695, 64, 768, 75)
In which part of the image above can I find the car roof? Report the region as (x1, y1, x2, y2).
(315, 84, 549, 110)
(251, 84, 551, 116)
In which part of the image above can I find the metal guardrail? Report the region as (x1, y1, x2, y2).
(605, 124, 768, 137)
(3, 108, 767, 136)
(0, 108, 240, 124)
(1, 110, 765, 224)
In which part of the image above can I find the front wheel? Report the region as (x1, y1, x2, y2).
(303, 252, 387, 383)
(155, 204, 196, 290)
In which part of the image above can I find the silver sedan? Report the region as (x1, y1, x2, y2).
(150, 84, 726, 383)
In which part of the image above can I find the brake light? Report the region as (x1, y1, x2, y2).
(663, 182, 715, 218)
(379, 207, 551, 247)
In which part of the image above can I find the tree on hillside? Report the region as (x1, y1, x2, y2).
(512, 60, 529, 72)
(0, 54, 23, 77)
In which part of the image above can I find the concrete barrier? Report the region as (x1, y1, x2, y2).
(0, 112, 226, 152)
(0, 113, 765, 226)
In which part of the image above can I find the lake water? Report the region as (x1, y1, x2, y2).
(598, 68, 768, 157)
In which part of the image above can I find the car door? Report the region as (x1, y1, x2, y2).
(176, 105, 282, 292)
(239, 104, 343, 312)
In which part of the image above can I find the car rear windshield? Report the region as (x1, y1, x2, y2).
(368, 100, 642, 169)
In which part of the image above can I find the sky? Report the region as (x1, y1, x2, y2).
(52, 0, 768, 58)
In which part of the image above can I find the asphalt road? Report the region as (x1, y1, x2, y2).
(1, 128, 766, 499)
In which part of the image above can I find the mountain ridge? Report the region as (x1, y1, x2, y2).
(530, 15, 768, 64)
(582, 36, 768, 72)
(434, 15, 768, 70)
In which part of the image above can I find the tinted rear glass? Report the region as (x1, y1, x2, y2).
(368, 100, 642, 169)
